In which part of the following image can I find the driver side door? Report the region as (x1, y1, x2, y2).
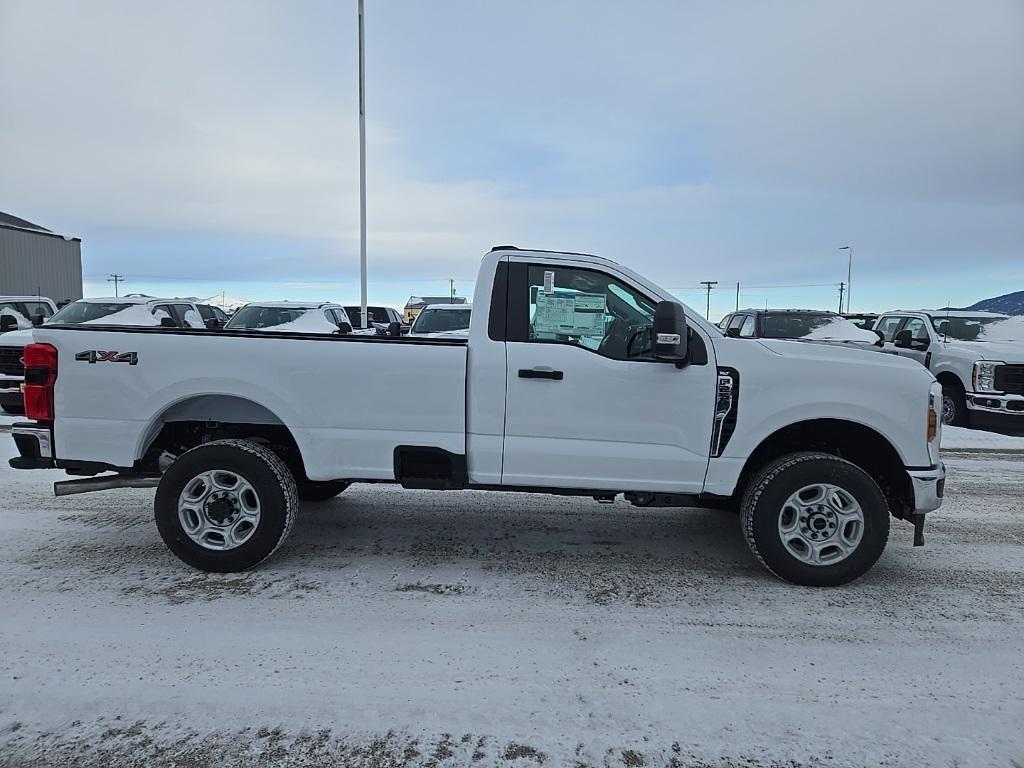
(500, 260, 717, 493)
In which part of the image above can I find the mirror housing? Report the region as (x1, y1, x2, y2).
(0, 315, 18, 332)
(32, 313, 45, 327)
(336, 321, 353, 335)
(652, 301, 689, 366)
(725, 326, 740, 338)
(159, 317, 177, 328)
(387, 321, 402, 337)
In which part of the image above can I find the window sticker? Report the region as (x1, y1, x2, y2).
(534, 291, 606, 336)
(543, 270, 555, 294)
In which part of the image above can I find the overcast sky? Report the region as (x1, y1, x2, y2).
(2, 0, 1022, 317)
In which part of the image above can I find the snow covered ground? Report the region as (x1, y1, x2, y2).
(0, 441, 1022, 766)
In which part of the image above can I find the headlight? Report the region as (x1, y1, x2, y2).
(972, 361, 1004, 394)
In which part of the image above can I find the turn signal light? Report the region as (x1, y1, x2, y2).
(927, 409, 938, 443)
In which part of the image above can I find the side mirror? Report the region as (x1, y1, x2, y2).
(893, 329, 912, 348)
(652, 300, 689, 366)
(387, 321, 402, 337)
(0, 315, 17, 332)
(725, 326, 740, 338)
(32, 314, 45, 327)
(336, 321, 353, 335)
(159, 317, 177, 328)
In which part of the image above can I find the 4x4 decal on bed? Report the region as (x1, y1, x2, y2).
(75, 350, 139, 365)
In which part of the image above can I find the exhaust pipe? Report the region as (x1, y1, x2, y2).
(54, 475, 160, 497)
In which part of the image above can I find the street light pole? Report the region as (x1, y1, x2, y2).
(358, 0, 368, 328)
(839, 246, 852, 313)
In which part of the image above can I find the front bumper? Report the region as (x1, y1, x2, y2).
(908, 462, 945, 514)
(9, 422, 55, 469)
(966, 393, 1024, 434)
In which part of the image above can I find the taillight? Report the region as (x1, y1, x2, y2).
(23, 342, 57, 422)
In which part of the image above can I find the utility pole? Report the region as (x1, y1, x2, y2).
(107, 274, 125, 297)
(839, 245, 852, 313)
(700, 280, 718, 319)
(449, 278, 455, 302)
(357, 0, 368, 328)
(837, 282, 845, 314)
(735, 282, 740, 311)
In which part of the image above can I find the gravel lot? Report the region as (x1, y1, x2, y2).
(1, 439, 1022, 767)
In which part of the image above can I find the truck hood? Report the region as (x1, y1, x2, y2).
(940, 340, 1024, 363)
(755, 338, 926, 374)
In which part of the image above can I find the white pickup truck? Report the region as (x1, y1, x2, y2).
(874, 310, 1024, 432)
(9, 247, 945, 586)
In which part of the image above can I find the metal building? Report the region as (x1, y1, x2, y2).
(0, 211, 83, 304)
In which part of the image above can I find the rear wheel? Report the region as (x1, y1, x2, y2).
(741, 452, 889, 586)
(296, 480, 350, 502)
(155, 439, 298, 572)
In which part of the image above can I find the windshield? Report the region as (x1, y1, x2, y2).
(49, 301, 134, 324)
(930, 315, 1012, 341)
(412, 308, 471, 334)
(761, 313, 841, 339)
(225, 306, 311, 330)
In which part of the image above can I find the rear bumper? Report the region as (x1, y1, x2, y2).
(9, 422, 55, 469)
(907, 462, 945, 514)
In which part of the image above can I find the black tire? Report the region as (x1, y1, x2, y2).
(941, 382, 968, 427)
(155, 439, 298, 572)
(296, 480, 350, 502)
(741, 452, 890, 587)
(1, 402, 24, 415)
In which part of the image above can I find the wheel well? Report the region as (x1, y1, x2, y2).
(138, 396, 309, 482)
(935, 371, 965, 392)
(737, 419, 913, 519)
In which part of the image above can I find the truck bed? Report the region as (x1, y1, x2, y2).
(36, 324, 468, 481)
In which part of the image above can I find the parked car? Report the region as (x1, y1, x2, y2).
(0, 296, 204, 414)
(195, 303, 230, 329)
(873, 310, 1023, 431)
(9, 246, 945, 587)
(224, 302, 353, 334)
(408, 304, 473, 337)
(403, 295, 467, 325)
(343, 305, 405, 333)
(719, 309, 881, 346)
(0, 296, 57, 333)
(842, 313, 880, 331)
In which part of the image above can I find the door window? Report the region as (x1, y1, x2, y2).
(728, 314, 747, 334)
(522, 265, 656, 361)
(151, 305, 177, 326)
(738, 315, 757, 338)
(22, 301, 54, 318)
(903, 318, 930, 343)
(876, 316, 905, 342)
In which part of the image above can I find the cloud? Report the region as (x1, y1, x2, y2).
(1, 0, 1021, 309)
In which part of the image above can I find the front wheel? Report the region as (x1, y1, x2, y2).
(155, 439, 298, 572)
(941, 383, 968, 427)
(741, 452, 889, 586)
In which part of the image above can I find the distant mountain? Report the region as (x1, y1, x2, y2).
(962, 290, 1024, 316)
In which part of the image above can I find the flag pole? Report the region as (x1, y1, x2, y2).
(358, 0, 368, 328)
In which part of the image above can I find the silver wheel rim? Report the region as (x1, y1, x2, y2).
(778, 483, 864, 566)
(941, 395, 956, 425)
(177, 469, 261, 551)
